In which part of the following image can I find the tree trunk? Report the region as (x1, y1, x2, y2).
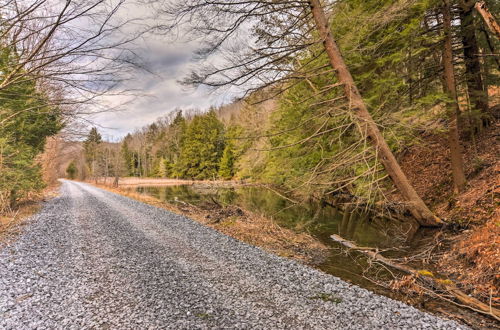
(9, 189, 17, 209)
(459, 6, 489, 127)
(308, 0, 442, 227)
(475, 0, 500, 39)
(442, 0, 467, 194)
(113, 175, 119, 188)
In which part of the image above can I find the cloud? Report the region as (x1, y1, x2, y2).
(88, 30, 228, 139)
(80, 2, 245, 141)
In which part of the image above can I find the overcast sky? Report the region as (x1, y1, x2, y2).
(87, 38, 230, 140)
(82, 2, 236, 141)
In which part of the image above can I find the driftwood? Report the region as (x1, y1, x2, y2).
(331, 234, 500, 320)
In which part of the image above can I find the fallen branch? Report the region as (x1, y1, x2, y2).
(330, 234, 500, 320)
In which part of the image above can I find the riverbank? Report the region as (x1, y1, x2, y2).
(94, 177, 250, 187)
(90, 182, 330, 267)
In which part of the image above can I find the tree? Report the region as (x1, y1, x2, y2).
(459, 1, 489, 125)
(0, 0, 144, 122)
(83, 127, 102, 181)
(0, 47, 63, 209)
(66, 161, 78, 180)
(158, 158, 173, 178)
(0, 0, 145, 210)
(219, 145, 235, 179)
(474, 1, 500, 39)
(441, 0, 467, 193)
(162, 0, 442, 226)
(177, 111, 225, 179)
(121, 136, 134, 176)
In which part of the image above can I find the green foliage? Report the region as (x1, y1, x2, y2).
(66, 161, 78, 179)
(0, 46, 63, 208)
(176, 111, 225, 179)
(239, 0, 469, 202)
(84, 127, 102, 164)
(108, 0, 498, 208)
(157, 157, 173, 178)
(83, 127, 104, 178)
(218, 144, 235, 179)
(121, 136, 135, 176)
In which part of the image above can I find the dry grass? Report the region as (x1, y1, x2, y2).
(93, 183, 329, 266)
(0, 185, 59, 244)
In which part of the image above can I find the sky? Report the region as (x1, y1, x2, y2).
(83, 2, 235, 141)
(88, 38, 229, 140)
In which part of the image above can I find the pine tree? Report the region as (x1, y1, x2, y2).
(219, 145, 235, 179)
(83, 127, 102, 180)
(0, 46, 63, 208)
(66, 161, 78, 179)
(158, 157, 173, 178)
(177, 111, 225, 179)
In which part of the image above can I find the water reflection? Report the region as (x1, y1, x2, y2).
(135, 185, 417, 251)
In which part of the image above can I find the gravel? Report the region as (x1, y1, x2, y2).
(0, 180, 467, 329)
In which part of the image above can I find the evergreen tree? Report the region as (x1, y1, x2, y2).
(157, 157, 173, 178)
(66, 161, 78, 179)
(83, 127, 103, 179)
(121, 136, 134, 176)
(177, 111, 225, 179)
(0, 46, 63, 208)
(218, 144, 235, 179)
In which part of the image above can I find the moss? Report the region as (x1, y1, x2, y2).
(195, 313, 213, 319)
(309, 293, 342, 304)
(417, 270, 434, 277)
(437, 279, 454, 285)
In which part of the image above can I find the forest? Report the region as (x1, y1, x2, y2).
(0, 0, 499, 325)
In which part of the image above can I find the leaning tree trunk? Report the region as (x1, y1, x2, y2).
(459, 5, 489, 128)
(475, 0, 500, 39)
(308, 0, 442, 227)
(442, 0, 467, 194)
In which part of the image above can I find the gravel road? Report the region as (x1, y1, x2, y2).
(0, 180, 466, 329)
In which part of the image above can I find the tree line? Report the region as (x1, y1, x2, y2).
(77, 110, 241, 184)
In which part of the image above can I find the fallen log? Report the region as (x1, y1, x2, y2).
(330, 234, 500, 320)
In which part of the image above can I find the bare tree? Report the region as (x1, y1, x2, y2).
(0, 0, 147, 128)
(157, 0, 442, 226)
